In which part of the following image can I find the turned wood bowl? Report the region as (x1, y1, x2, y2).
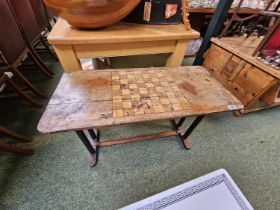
(43, 0, 141, 29)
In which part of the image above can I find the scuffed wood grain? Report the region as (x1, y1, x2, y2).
(48, 19, 200, 45)
(38, 66, 243, 133)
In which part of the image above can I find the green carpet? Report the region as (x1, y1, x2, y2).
(0, 55, 279, 210)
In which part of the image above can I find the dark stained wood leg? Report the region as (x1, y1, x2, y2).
(219, 13, 237, 38)
(87, 154, 97, 167)
(8, 66, 47, 98)
(27, 49, 54, 78)
(76, 116, 205, 166)
(173, 117, 187, 129)
(246, 17, 262, 38)
(171, 116, 205, 150)
(76, 130, 98, 167)
(6, 78, 43, 107)
(182, 139, 193, 150)
(0, 140, 33, 155)
(40, 36, 58, 61)
(98, 131, 177, 147)
(92, 58, 110, 70)
(46, 24, 52, 32)
(182, 116, 204, 139)
(88, 129, 99, 142)
(0, 125, 32, 142)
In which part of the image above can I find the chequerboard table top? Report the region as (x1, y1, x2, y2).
(38, 66, 243, 133)
(48, 18, 200, 45)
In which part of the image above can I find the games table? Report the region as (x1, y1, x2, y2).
(37, 66, 243, 167)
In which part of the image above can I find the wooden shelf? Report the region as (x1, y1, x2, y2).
(188, 8, 260, 14)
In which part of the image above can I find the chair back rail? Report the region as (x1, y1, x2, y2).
(0, 0, 27, 65)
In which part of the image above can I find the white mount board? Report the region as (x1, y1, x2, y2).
(121, 169, 254, 210)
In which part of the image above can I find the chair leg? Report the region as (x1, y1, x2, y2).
(0, 140, 33, 155)
(6, 78, 43, 107)
(9, 66, 47, 98)
(0, 125, 32, 142)
(39, 36, 58, 61)
(246, 17, 262, 38)
(46, 23, 52, 32)
(28, 49, 54, 78)
(220, 14, 237, 37)
(219, 0, 245, 38)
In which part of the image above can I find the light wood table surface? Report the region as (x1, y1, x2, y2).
(38, 66, 243, 167)
(48, 19, 200, 72)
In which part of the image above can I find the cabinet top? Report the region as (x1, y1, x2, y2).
(211, 37, 280, 79)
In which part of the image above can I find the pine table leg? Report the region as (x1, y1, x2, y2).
(166, 40, 188, 67)
(53, 45, 82, 72)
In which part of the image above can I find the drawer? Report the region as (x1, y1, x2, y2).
(204, 55, 227, 73)
(235, 64, 275, 96)
(221, 56, 246, 81)
(225, 82, 254, 105)
(203, 44, 232, 74)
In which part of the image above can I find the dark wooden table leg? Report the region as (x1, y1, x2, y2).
(87, 129, 99, 142)
(173, 117, 187, 130)
(172, 116, 205, 150)
(76, 130, 99, 167)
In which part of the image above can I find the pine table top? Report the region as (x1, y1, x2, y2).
(48, 18, 200, 45)
(38, 66, 243, 133)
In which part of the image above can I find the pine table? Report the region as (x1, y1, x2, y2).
(47, 19, 200, 72)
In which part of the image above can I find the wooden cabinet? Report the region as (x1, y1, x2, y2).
(203, 39, 280, 115)
(234, 64, 275, 97)
(204, 45, 231, 75)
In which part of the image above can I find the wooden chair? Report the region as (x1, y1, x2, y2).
(219, 0, 277, 37)
(43, 0, 57, 25)
(28, 0, 58, 60)
(246, 1, 280, 38)
(29, 0, 52, 32)
(0, 74, 34, 155)
(0, 0, 47, 105)
(7, 0, 56, 76)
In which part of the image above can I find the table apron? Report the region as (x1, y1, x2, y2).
(73, 40, 182, 58)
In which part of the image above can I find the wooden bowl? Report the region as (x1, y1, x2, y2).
(43, 0, 141, 29)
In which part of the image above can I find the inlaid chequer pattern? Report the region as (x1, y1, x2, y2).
(112, 70, 190, 117)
